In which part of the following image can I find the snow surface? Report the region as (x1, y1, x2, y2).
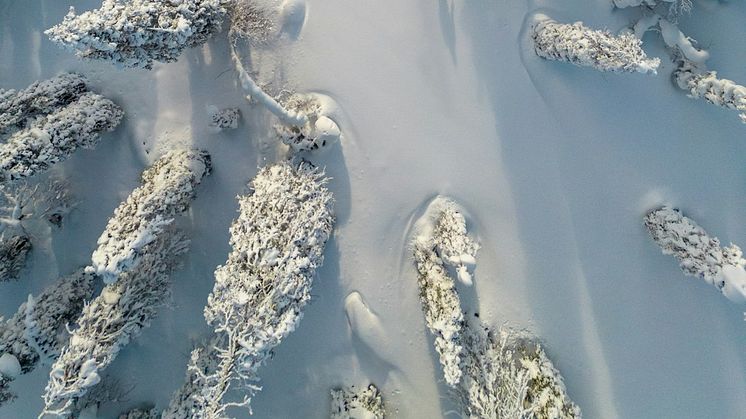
(1, 0, 745, 418)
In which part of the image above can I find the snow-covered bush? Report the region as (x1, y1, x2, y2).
(674, 59, 746, 124)
(165, 161, 334, 418)
(275, 95, 342, 153)
(46, 0, 227, 70)
(645, 206, 746, 302)
(0, 235, 31, 282)
(330, 384, 385, 419)
(209, 107, 241, 130)
(411, 196, 580, 418)
(42, 234, 190, 417)
(0, 73, 87, 135)
(91, 149, 211, 284)
(0, 92, 123, 182)
(0, 269, 94, 407)
(118, 407, 159, 419)
(532, 17, 660, 74)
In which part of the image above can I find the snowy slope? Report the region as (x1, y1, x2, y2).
(1, 0, 745, 418)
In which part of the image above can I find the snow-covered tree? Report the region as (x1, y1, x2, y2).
(46, 0, 226, 70)
(411, 196, 580, 418)
(0, 92, 123, 182)
(41, 234, 190, 417)
(645, 206, 746, 302)
(0, 235, 31, 282)
(674, 59, 746, 124)
(532, 16, 660, 74)
(164, 161, 335, 418)
(91, 149, 211, 284)
(0, 73, 87, 135)
(0, 269, 94, 407)
(330, 384, 385, 419)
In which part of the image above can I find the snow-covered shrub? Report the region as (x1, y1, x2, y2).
(209, 107, 241, 130)
(118, 407, 159, 419)
(0, 373, 14, 406)
(674, 59, 746, 124)
(0, 235, 31, 282)
(532, 17, 660, 74)
(0, 73, 87, 135)
(614, 0, 693, 19)
(411, 196, 580, 418)
(166, 161, 335, 417)
(645, 206, 746, 302)
(91, 149, 211, 284)
(46, 0, 227, 70)
(411, 197, 475, 386)
(330, 384, 385, 419)
(0, 269, 94, 374)
(0, 92, 123, 182)
(42, 234, 190, 417)
(275, 95, 342, 153)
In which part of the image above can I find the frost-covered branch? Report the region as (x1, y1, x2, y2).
(46, 0, 226, 69)
(164, 161, 335, 418)
(91, 149, 211, 284)
(41, 234, 190, 417)
(330, 384, 385, 419)
(0, 269, 94, 407)
(0, 92, 123, 182)
(645, 206, 746, 302)
(411, 196, 580, 418)
(0, 73, 87, 136)
(532, 16, 660, 74)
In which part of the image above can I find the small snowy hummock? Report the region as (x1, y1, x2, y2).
(645, 206, 746, 303)
(532, 16, 660, 74)
(46, 1, 227, 69)
(0, 354, 21, 380)
(0, 73, 87, 136)
(90, 149, 211, 285)
(276, 95, 342, 153)
(209, 107, 241, 130)
(0, 91, 123, 182)
(330, 384, 385, 419)
(164, 160, 334, 418)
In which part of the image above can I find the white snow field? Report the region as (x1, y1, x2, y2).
(1, 0, 746, 418)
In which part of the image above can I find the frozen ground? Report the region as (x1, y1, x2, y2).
(1, 0, 745, 418)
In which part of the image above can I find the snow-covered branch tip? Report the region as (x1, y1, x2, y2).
(0, 73, 87, 136)
(0, 91, 123, 182)
(532, 15, 660, 74)
(0, 269, 95, 407)
(164, 160, 335, 418)
(330, 384, 385, 419)
(645, 206, 746, 303)
(673, 59, 746, 124)
(411, 196, 580, 418)
(90, 149, 211, 284)
(42, 233, 191, 417)
(45, 0, 227, 69)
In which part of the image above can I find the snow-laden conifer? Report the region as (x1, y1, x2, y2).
(411, 196, 580, 418)
(0, 92, 123, 182)
(164, 161, 334, 418)
(645, 206, 746, 302)
(674, 59, 746, 124)
(41, 150, 210, 417)
(91, 149, 211, 284)
(41, 234, 190, 417)
(0, 235, 31, 282)
(0, 269, 94, 407)
(532, 16, 660, 74)
(0, 73, 87, 135)
(330, 384, 385, 419)
(46, 0, 226, 70)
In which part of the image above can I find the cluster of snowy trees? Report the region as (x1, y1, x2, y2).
(411, 197, 580, 419)
(645, 207, 746, 303)
(40, 150, 211, 417)
(46, 0, 227, 69)
(163, 160, 335, 418)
